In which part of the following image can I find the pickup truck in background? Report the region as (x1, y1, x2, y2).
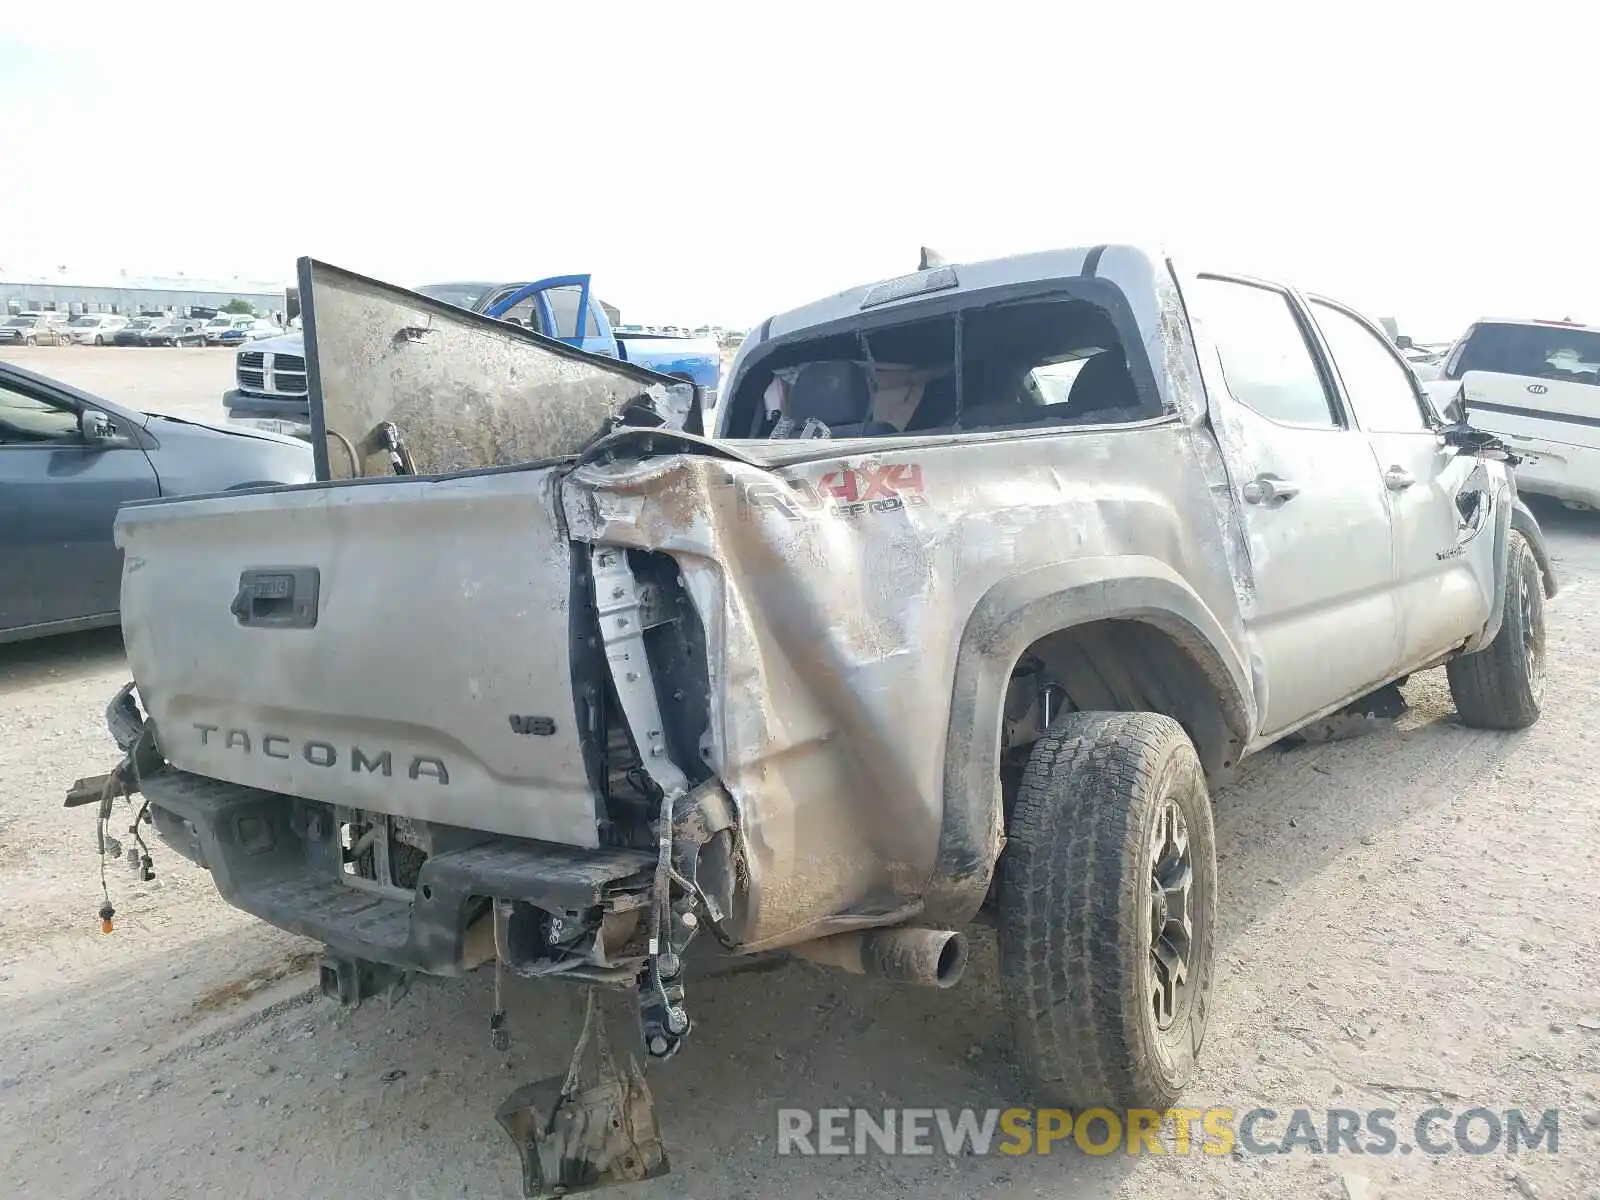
(86, 248, 1555, 1196)
(222, 274, 723, 439)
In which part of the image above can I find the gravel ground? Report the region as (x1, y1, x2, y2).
(2, 343, 236, 424)
(2, 346, 1598, 1199)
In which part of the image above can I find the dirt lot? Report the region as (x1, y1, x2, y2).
(2, 343, 237, 425)
(2, 346, 1598, 1199)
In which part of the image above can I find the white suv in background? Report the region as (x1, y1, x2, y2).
(66, 313, 130, 345)
(1432, 317, 1600, 510)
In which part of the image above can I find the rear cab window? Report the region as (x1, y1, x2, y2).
(721, 294, 1164, 440)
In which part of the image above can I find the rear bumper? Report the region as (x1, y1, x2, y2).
(108, 684, 654, 975)
(140, 766, 654, 974)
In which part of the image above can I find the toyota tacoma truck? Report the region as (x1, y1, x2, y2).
(222, 275, 723, 441)
(80, 248, 1556, 1196)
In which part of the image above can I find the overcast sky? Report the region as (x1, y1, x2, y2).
(1, 3, 1590, 338)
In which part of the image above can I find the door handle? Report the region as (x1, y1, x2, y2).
(1241, 475, 1300, 505)
(1384, 466, 1415, 491)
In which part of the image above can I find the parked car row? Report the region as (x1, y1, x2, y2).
(0, 311, 283, 348)
(0, 311, 74, 345)
(613, 321, 748, 347)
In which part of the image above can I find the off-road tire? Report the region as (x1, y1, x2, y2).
(1447, 530, 1546, 730)
(998, 711, 1217, 1110)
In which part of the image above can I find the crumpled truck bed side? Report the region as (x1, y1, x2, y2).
(563, 424, 1255, 951)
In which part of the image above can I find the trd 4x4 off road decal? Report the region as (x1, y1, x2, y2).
(715, 464, 927, 521)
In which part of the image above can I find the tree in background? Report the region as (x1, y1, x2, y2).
(221, 299, 257, 315)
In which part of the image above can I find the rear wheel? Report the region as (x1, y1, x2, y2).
(94, 334, 105, 346)
(1447, 530, 1546, 729)
(999, 711, 1217, 1109)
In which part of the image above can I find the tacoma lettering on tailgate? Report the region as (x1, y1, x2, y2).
(192, 723, 451, 783)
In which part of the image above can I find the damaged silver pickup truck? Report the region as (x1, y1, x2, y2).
(77, 247, 1556, 1195)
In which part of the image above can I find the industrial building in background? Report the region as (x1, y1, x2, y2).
(0, 268, 290, 321)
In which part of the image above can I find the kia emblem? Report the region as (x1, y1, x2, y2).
(1527, 383, 1549, 394)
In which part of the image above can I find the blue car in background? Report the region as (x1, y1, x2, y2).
(223, 274, 723, 438)
(452, 275, 723, 393)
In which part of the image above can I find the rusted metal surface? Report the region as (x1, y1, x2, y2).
(296, 257, 694, 480)
(496, 990, 668, 1198)
(790, 927, 968, 987)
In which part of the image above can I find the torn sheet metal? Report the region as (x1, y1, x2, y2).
(562, 423, 1254, 949)
(297, 257, 696, 479)
(497, 989, 669, 1198)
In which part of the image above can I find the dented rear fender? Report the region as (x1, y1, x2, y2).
(562, 424, 1253, 946)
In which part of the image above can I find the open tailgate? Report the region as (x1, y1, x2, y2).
(113, 259, 711, 847)
(297, 256, 698, 479)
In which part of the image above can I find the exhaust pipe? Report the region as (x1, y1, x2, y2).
(791, 927, 968, 988)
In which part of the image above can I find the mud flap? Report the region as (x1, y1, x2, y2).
(496, 988, 669, 1198)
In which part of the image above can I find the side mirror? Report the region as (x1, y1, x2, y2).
(80, 409, 115, 444)
(1421, 380, 1466, 425)
(1395, 334, 1414, 350)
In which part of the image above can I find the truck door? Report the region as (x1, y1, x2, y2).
(1182, 274, 1401, 738)
(480, 275, 615, 356)
(1307, 298, 1496, 668)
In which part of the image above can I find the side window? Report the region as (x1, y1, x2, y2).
(492, 289, 538, 328)
(1187, 277, 1340, 428)
(541, 286, 588, 339)
(1310, 301, 1430, 432)
(0, 383, 79, 443)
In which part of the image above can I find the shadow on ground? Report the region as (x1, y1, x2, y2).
(0, 626, 125, 696)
